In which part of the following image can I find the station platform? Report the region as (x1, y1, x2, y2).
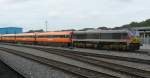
(140, 44, 150, 50)
(140, 44, 150, 53)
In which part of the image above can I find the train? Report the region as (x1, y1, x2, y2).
(0, 30, 141, 51)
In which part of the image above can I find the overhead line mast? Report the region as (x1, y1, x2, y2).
(45, 20, 48, 32)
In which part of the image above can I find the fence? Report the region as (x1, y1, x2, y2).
(141, 37, 150, 44)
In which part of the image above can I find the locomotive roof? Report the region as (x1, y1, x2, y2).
(73, 30, 129, 34)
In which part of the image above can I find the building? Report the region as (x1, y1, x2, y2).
(133, 27, 150, 44)
(0, 27, 23, 34)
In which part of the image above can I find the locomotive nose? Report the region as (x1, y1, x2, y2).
(131, 37, 140, 43)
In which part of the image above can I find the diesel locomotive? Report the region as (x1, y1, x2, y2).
(0, 30, 141, 50)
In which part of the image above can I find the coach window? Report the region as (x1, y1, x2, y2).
(38, 35, 48, 38)
(3, 36, 6, 38)
(20, 36, 24, 38)
(21, 36, 25, 38)
(60, 35, 64, 38)
(47, 35, 52, 38)
(16, 36, 20, 38)
(54, 35, 66, 38)
(65, 35, 70, 38)
(59, 35, 63, 38)
(57, 35, 61, 38)
(52, 35, 58, 38)
(17, 36, 20, 38)
(16, 36, 21, 38)
(10, 36, 14, 38)
(27, 36, 34, 38)
(10, 36, 15, 38)
(48, 35, 65, 38)
(48, 35, 55, 38)
(21, 36, 24, 38)
(5, 36, 13, 38)
(20, 36, 25, 38)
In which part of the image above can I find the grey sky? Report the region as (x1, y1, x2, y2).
(0, 0, 150, 31)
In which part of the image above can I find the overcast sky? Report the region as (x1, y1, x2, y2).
(0, 0, 150, 31)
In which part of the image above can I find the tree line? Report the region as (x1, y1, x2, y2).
(27, 19, 150, 32)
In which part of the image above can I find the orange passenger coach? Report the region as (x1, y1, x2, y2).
(36, 31, 72, 43)
(2, 34, 15, 42)
(15, 33, 35, 42)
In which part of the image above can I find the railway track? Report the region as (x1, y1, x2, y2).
(0, 47, 117, 78)
(1, 42, 148, 55)
(0, 43, 150, 77)
(3, 43, 150, 64)
(19, 45, 150, 77)
(89, 48, 149, 55)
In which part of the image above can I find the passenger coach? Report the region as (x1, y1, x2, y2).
(15, 33, 35, 43)
(36, 31, 72, 46)
(1, 34, 15, 42)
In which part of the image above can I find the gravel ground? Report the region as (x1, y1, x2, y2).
(27, 44, 150, 60)
(86, 56, 150, 71)
(21, 44, 150, 60)
(0, 50, 82, 78)
(0, 59, 24, 78)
